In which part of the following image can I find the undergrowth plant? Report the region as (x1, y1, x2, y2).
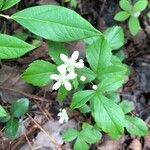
(0, 98, 29, 139)
(65, 0, 77, 8)
(114, 0, 148, 36)
(0, 1, 149, 149)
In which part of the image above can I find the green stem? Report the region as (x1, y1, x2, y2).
(0, 14, 11, 19)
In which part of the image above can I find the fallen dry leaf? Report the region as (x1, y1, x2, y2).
(0, 65, 34, 103)
(128, 139, 142, 150)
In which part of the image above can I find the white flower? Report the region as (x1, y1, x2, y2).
(92, 85, 98, 90)
(80, 75, 86, 82)
(50, 65, 77, 91)
(57, 109, 69, 124)
(60, 51, 84, 72)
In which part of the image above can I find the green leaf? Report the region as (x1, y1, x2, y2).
(128, 16, 140, 36)
(72, 78, 79, 90)
(5, 118, 19, 139)
(106, 92, 120, 103)
(0, 105, 8, 118)
(77, 67, 96, 83)
(104, 26, 124, 50)
(11, 5, 101, 42)
(86, 36, 112, 73)
(48, 41, 68, 65)
(63, 128, 78, 142)
(0, 0, 4, 10)
(80, 123, 101, 144)
(84, 36, 99, 45)
(93, 95, 125, 138)
(69, 0, 77, 8)
(22, 60, 57, 86)
(0, 34, 35, 59)
(115, 50, 125, 61)
(71, 90, 95, 109)
(78, 104, 91, 113)
(125, 115, 148, 136)
(119, 100, 134, 114)
(13, 32, 28, 41)
(114, 11, 130, 21)
(98, 64, 128, 80)
(0, 0, 21, 11)
(57, 86, 68, 102)
(74, 137, 89, 150)
(11, 98, 29, 118)
(119, 0, 132, 13)
(97, 76, 124, 93)
(133, 0, 148, 13)
(0, 105, 10, 123)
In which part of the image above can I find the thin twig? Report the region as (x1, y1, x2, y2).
(24, 133, 34, 150)
(27, 113, 61, 149)
(0, 86, 49, 102)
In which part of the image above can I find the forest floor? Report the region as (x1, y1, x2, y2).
(0, 0, 150, 150)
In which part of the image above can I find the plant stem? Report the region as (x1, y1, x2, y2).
(0, 14, 11, 19)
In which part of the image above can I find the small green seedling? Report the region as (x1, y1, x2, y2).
(65, 0, 77, 8)
(0, 98, 29, 139)
(114, 0, 148, 36)
(63, 123, 101, 150)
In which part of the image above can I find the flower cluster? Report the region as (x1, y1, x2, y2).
(57, 109, 69, 124)
(50, 51, 85, 91)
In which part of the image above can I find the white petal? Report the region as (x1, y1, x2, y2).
(59, 117, 64, 124)
(50, 74, 59, 80)
(52, 81, 61, 90)
(62, 109, 67, 113)
(71, 51, 79, 61)
(67, 71, 77, 80)
(64, 115, 69, 122)
(60, 54, 69, 63)
(63, 81, 72, 91)
(57, 112, 62, 117)
(57, 64, 67, 75)
(74, 62, 84, 68)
